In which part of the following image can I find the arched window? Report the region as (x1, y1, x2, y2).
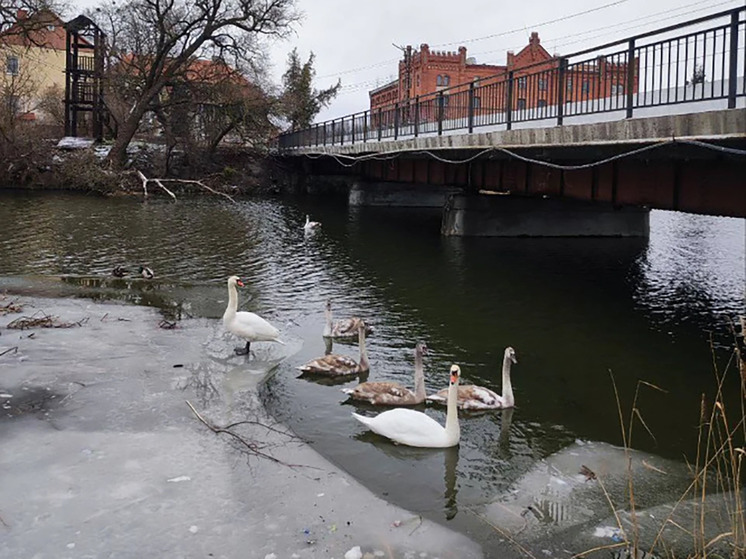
(443, 75, 450, 86)
(436, 75, 443, 86)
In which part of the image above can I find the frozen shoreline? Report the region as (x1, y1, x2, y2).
(0, 295, 484, 559)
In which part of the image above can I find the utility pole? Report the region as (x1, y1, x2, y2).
(393, 43, 413, 122)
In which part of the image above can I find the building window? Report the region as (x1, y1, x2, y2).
(416, 74, 420, 87)
(537, 99, 547, 108)
(473, 96, 481, 109)
(517, 76, 527, 89)
(5, 55, 19, 75)
(443, 75, 450, 86)
(566, 78, 573, 91)
(442, 94, 450, 106)
(581, 80, 590, 94)
(436, 75, 443, 86)
(611, 83, 624, 95)
(517, 98, 526, 110)
(538, 78, 547, 91)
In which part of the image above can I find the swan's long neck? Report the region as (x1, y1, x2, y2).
(413, 348, 426, 402)
(323, 305, 332, 337)
(502, 354, 515, 408)
(224, 281, 238, 322)
(444, 378, 460, 442)
(358, 327, 369, 371)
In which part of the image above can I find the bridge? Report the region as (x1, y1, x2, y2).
(277, 8, 746, 236)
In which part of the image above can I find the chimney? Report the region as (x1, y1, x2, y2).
(529, 32, 540, 46)
(420, 43, 429, 64)
(507, 50, 515, 68)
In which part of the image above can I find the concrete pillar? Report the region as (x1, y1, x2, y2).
(349, 181, 463, 208)
(442, 194, 650, 237)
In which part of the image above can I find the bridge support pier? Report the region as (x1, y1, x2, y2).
(349, 181, 462, 208)
(442, 195, 650, 237)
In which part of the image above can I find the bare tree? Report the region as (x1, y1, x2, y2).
(91, 0, 298, 168)
(1, 1, 68, 40)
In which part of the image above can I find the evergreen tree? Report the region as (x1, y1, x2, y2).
(280, 48, 339, 130)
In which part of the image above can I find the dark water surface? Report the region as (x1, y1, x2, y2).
(1, 191, 744, 548)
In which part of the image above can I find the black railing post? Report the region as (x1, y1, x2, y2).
(331, 120, 336, 145)
(314, 124, 319, 146)
(414, 96, 420, 137)
(437, 92, 444, 135)
(340, 118, 344, 145)
(727, 10, 739, 108)
(322, 122, 327, 145)
(506, 71, 514, 130)
(394, 102, 400, 140)
(468, 82, 475, 133)
(626, 38, 636, 118)
(377, 108, 382, 141)
(351, 113, 356, 144)
(363, 110, 368, 142)
(557, 58, 567, 126)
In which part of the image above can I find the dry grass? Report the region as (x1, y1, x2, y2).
(604, 321, 745, 559)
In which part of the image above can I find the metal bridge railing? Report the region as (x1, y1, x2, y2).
(279, 6, 745, 150)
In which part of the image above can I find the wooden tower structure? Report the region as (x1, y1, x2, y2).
(64, 15, 106, 140)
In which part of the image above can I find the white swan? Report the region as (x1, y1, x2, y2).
(223, 275, 284, 355)
(352, 364, 461, 448)
(342, 341, 427, 406)
(323, 299, 373, 339)
(427, 347, 517, 410)
(298, 321, 369, 376)
(304, 215, 321, 233)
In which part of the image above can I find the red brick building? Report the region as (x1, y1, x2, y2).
(369, 32, 635, 116)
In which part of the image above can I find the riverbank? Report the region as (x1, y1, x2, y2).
(0, 139, 290, 197)
(0, 294, 484, 558)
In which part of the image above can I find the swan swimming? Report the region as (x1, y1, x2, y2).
(342, 341, 427, 406)
(304, 215, 321, 233)
(298, 321, 369, 376)
(352, 364, 461, 448)
(323, 299, 373, 339)
(427, 347, 517, 410)
(223, 275, 284, 355)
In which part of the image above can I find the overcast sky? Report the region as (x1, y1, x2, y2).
(70, 0, 743, 121)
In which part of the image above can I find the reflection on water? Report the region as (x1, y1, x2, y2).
(1, 192, 744, 541)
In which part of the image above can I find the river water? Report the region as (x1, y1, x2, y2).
(1, 191, 743, 551)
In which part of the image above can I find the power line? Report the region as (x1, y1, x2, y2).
(432, 0, 632, 48)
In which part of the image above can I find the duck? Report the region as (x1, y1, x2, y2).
(352, 364, 461, 448)
(323, 299, 373, 339)
(138, 266, 155, 279)
(342, 341, 427, 406)
(304, 215, 321, 233)
(298, 321, 369, 376)
(223, 275, 284, 355)
(427, 347, 517, 410)
(112, 265, 128, 277)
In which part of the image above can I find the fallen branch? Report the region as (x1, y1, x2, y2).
(0, 346, 18, 357)
(137, 170, 176, 201)
(136, 170, 236, 203)
(0, 299, 23, 316)
(7, 311, 88, 330)
(185, 400, 317, 470)
(158, 178, 236, 204)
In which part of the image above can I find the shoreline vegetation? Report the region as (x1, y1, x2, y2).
(0, 137, 292, 198)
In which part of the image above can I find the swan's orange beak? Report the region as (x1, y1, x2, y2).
(236, 279, 245, 287)
(450, 372, 459, 384)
